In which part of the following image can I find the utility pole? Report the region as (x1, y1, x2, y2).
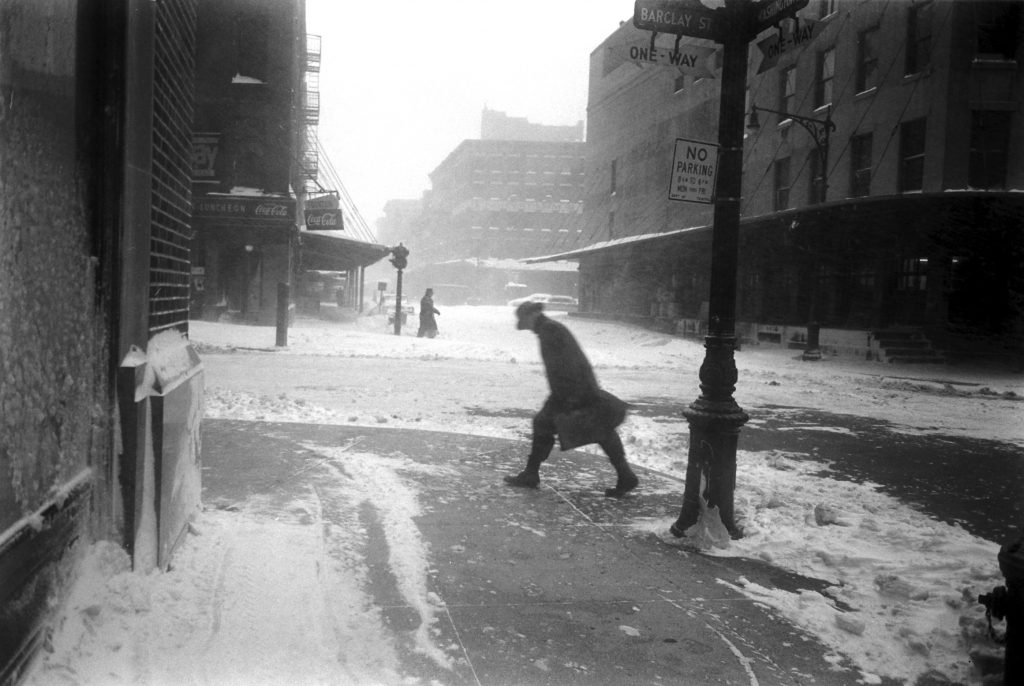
(633, 0, 810, 539)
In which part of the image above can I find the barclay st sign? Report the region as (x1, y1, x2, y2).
(633, 0, 719, 41)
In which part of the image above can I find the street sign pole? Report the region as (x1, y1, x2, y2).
(670, 0, 750, 540)
(632, 0, 811, 539)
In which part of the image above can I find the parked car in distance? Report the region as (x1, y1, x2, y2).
(380, 294, 414, 325)
(507, 293, 579, 311)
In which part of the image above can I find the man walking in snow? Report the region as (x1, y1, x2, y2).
(417, 288, 440, 338)
(504, 301, 638, 497)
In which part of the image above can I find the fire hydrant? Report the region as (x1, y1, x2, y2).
(979, 533, 1023, 684)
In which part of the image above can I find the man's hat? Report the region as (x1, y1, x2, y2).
(515, 301, 544, 328)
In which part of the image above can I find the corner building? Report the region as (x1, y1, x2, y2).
(541, 0, 1023, 363)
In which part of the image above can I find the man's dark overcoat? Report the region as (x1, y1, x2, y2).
(529, 312, 626, 450)
(532, 313, 599, 410)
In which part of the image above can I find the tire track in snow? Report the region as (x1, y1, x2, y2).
(309, 484, 406, 683)
(309, 443, 455, 670)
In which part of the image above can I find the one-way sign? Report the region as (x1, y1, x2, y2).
(634, 0, 720, 42)
(619, 42, 717, 77)
(755, 18, 823, 73)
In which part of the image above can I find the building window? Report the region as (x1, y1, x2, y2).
(905, 1, 933, 75)
(975, 1, 1021, 58)
(850, 133, 873, 197)
(898, 257, 928, 291)
(610, 159, 617, 195)
(815, 47, 835, 107)
(856, 28, 879, 92)
(899, 118, 926, 192)
(774, 157, 791, 210)
(781, 267, 798, 295)
(807, 148, 826, 204)
(969, 110, 1011, 189)
(818, 0, 839, 18)
(779, 66, 796, 115)
(855, 266, 876, 290)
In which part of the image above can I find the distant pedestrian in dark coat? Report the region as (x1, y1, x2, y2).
(417, 288, 440, 338)
(504, 301, 637, 497)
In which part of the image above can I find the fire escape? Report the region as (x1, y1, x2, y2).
(300, 34, 322, 194)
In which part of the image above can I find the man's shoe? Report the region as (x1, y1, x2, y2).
(604, 472, 639, 498)
(504, 471, 540, 489)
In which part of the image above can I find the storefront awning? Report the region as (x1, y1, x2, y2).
(522, 191, 1024, 263)
(299, 229, 390, 271)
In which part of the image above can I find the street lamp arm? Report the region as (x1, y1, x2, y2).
(748, 104, 835, 151)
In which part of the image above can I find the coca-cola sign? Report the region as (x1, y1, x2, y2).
(304, 209, 342, 230)
(194, 194, 295, 223)
(255, 203, 290, 217)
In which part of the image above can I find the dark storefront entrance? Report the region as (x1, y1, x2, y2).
(192, 194, 296, 324)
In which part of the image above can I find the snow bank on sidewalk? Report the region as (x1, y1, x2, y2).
(26, 511, 404, 686)
(634, 449, 1004, 685)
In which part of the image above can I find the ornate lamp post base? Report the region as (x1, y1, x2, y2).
(670, 335, 749, 539)
(802, 321, 822, 361)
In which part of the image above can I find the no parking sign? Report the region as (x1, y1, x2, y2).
(669, 138, 719, 204)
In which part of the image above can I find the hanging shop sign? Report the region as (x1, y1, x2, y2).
(669, 138, 719, 204)
(191, 132, 220, 184)
(305, 194, 340, 210)
(304, 209, 343, 230)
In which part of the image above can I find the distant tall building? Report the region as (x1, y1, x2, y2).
(481, 107, 584, 142)
(377, 198, 423, 247)
(379, 110, 583, 304)
(412, 109, 586, 265)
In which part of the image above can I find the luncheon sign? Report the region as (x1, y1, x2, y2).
(669, 138, 719, 203)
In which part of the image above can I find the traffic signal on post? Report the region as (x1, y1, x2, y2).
(389, 243, 409, 270)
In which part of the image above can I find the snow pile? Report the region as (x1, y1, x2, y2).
(28, 519, 396, 686)
(635, 449, 1005, 684)
(28, 443, 460, 686)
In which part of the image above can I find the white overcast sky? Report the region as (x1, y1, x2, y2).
(305, 0, 632, 225)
